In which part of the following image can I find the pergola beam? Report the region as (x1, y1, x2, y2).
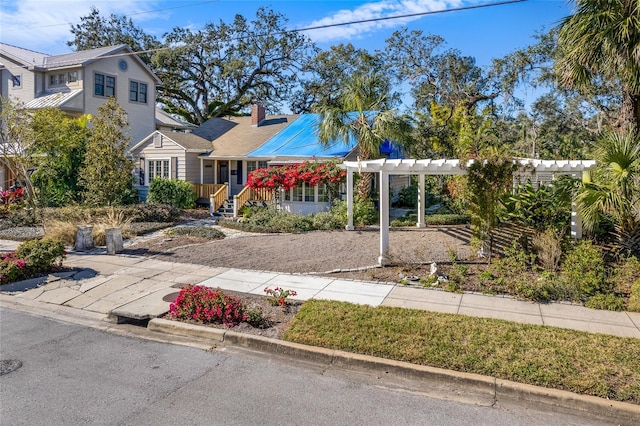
(343, 158, 597, 267)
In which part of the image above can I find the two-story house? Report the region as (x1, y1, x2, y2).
(0, 42, 161, 189)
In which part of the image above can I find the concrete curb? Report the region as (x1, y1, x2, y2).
(148, 317, 640, 425)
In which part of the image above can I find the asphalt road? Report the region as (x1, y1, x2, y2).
(0, 307, 609, 425)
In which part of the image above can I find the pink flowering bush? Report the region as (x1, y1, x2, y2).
(169, 285, 247, 327)
(0, 238, 66, 284)
(0, 253, 29, 284)
(264, 287, 298, 308)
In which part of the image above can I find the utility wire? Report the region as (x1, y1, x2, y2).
(1, 0, 526, 71)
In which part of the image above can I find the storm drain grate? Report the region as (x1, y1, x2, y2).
(0, 359, 23, 376)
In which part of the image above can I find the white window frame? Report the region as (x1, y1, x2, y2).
(147, 159, 170, 185)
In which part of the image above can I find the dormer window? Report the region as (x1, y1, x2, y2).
(49, 71, 79, 87)
(12, 75, 21, 87)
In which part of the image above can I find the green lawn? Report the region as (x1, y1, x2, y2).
(284, 300, 640, 404)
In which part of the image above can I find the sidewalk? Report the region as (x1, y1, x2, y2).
(1, 241, 639, 339)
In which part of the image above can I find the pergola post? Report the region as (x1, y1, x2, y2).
(379, 171, 390, 266)
(571, 200, 583, 239)
(417, 173, 426, 228)
(345, 168, 354, 230)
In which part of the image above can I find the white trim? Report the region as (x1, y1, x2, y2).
(343, 157, 597, 266)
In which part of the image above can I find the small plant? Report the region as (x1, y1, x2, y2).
(244, 305, 267, 328)
(166, 226, 225, 240)
(532, 228, 563, 272)
(561, 240, 605, 300)
(264, 287, 297, 308)
(169, 285, 246, 326)
(585, 293, 625, 311)
(628, 279, 640, 312)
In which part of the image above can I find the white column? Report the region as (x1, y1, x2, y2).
(379, 171, 390, 266)
(213, 160, 217, 184)
(199, 158, 203, 184)
(346, 168, 354, 230)
(571, 200, 583, 239)
(417, 173, 426, 228)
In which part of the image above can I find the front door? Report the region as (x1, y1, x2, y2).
(218, 161, 228, 184)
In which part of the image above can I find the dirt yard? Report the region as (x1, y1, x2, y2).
(124, 224, 475, 283)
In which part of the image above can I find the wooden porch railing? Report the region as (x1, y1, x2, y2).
(193, 183, 226, 199)
(210, 185, 228, 212)
(233, 186, 274, 216)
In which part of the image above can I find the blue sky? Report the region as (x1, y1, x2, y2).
(1, 0, 570, 69)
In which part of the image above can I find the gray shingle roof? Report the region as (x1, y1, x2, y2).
(157, 131, 212, 151)
(197, 115, 297, 157)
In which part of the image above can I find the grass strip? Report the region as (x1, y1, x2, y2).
(283, 300, 640, 404)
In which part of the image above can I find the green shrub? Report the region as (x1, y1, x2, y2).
(14, 238, 66, 274)
(329, 197, 378, 227)
(607, 256, 640, 298)
(147, 178, 196, 209)
(586, 293, 625, 311)
(166, 226, 225, 240)
(1, 208, 38, 228)
(628, 279, 640, 312)
(396, 184, 418, 208)
(561, 240, 606, 300)
(312, 211, 344, 230)
(124, 204, 181, 223)
(267, 211, 314, 233)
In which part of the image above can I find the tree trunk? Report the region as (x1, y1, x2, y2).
(356, 172, 373, 199)
(619, 91, 640, 134)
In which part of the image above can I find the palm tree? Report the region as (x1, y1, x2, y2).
(317, 72, 413, 199)
(555, 0, 640, 132)
(577, 131, 640, 253)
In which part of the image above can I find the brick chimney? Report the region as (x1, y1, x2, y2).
(251, 104, 266, 127)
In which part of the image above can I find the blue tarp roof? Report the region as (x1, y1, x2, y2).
(246, 112, 404, 160)
(247, 113, 357, 158)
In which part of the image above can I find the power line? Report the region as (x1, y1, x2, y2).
(294, 0, 526, 34)
(1, 0, 527, 71)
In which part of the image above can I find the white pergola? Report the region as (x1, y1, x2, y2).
(342, 158, 597, 266)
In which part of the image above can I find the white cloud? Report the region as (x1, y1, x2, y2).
(0, 0, 162, 54)
(299, 0, 464, 43)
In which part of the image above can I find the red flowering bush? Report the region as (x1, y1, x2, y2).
(247, 161, 346, 192)
(0, 253, 29, 284)
(169, 285, 247, 327)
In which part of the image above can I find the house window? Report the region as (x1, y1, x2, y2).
(12, 75, 21, 87)
(292, 183, 303, 202)
(95, 73, 115, 97)
(318, 184, 328, 202)
(304, 184, 314, 202)
(148, 159, 170, 184)
(68, 71, 78, 83)
(247, 161, 268, 174)
(129, 81, 148, 103)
